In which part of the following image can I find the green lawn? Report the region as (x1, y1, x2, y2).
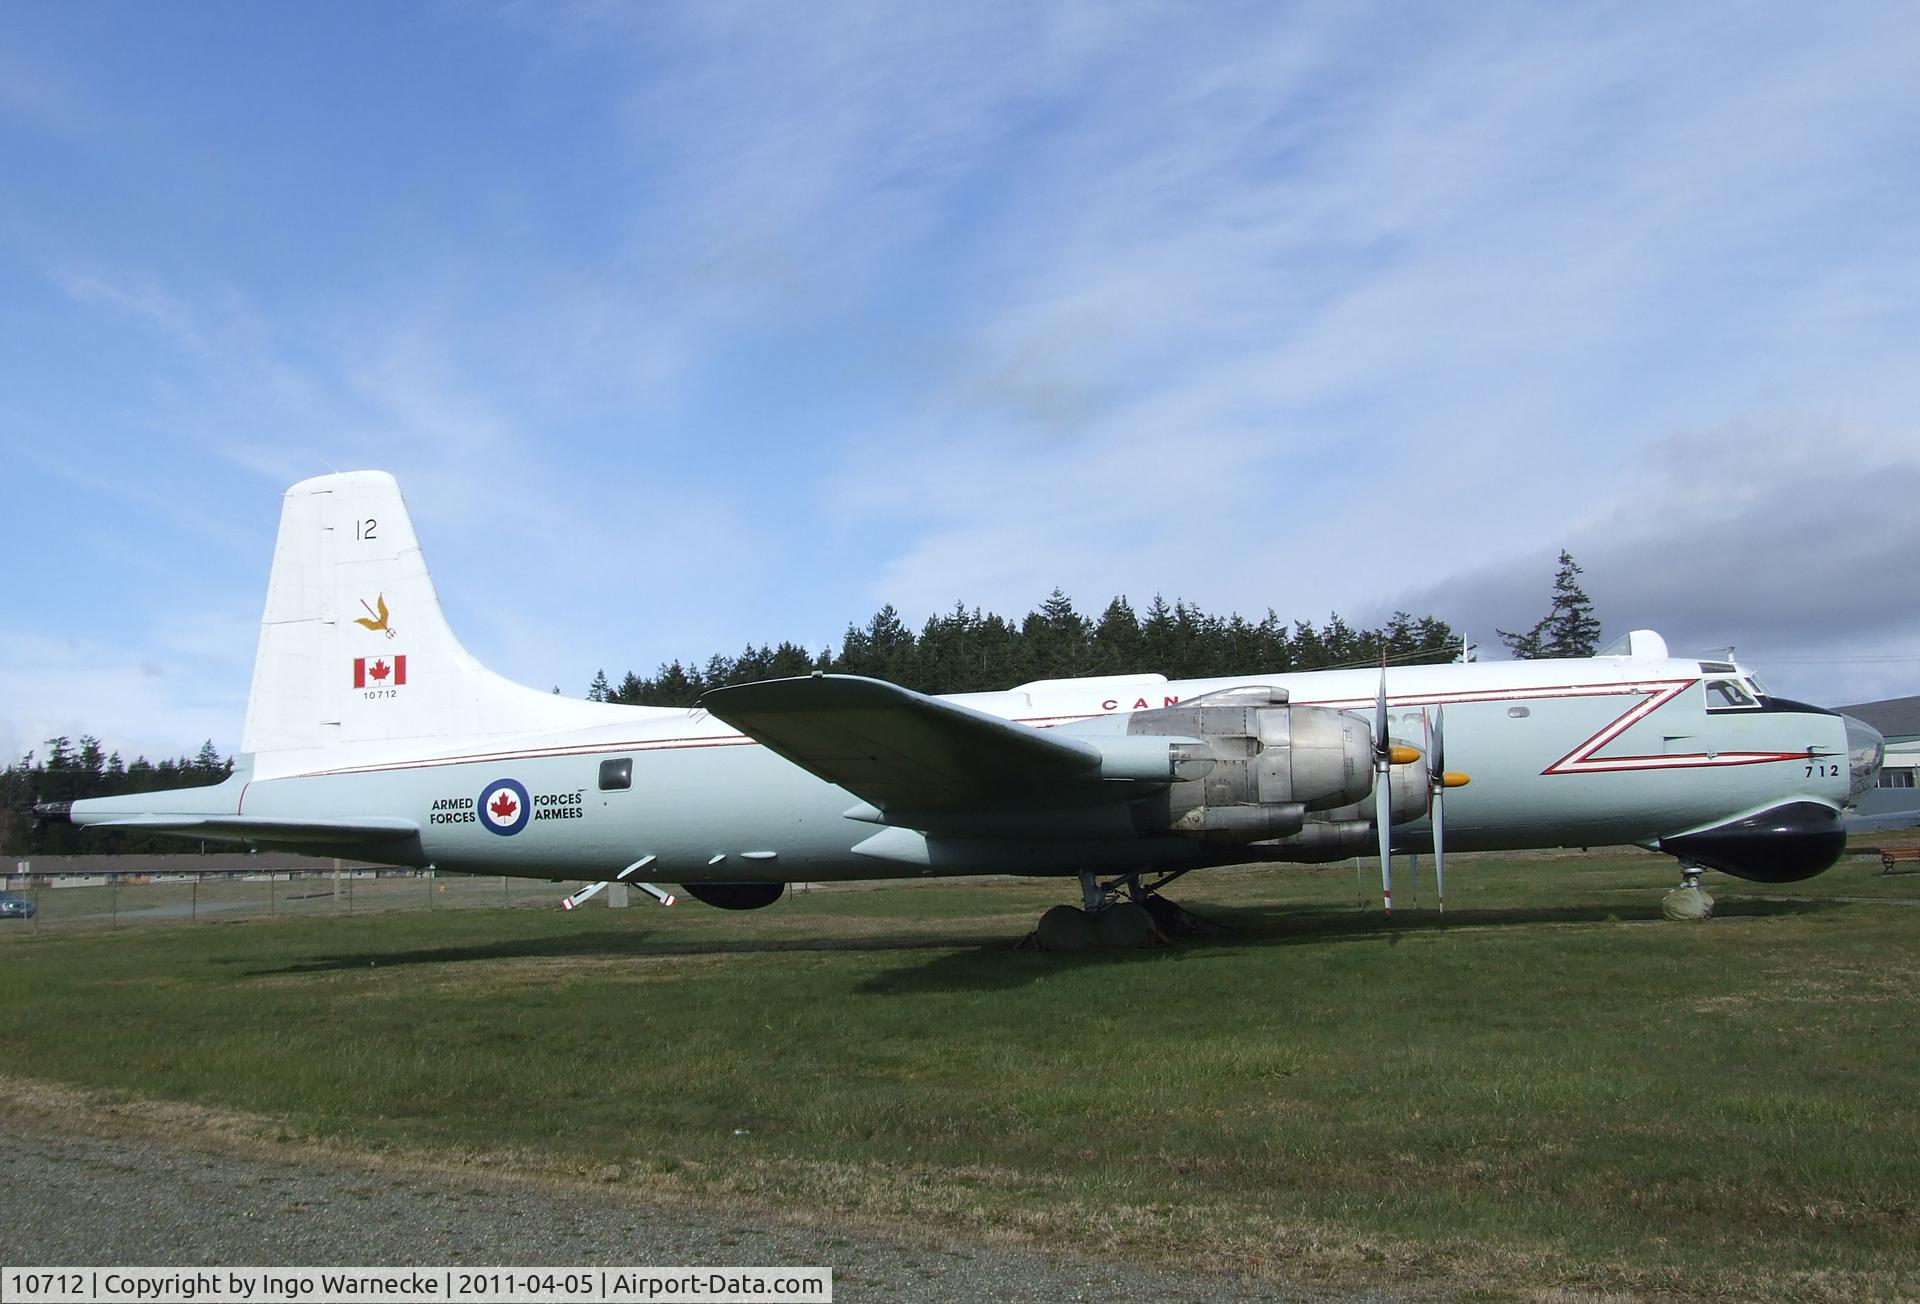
(3, 848, 1916, 1300)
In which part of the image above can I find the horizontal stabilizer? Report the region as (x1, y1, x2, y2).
(701, 674, 1103, 812)
(81, 815, 421, 846)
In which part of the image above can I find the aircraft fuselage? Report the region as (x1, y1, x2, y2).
(220, 657, 1861, 883)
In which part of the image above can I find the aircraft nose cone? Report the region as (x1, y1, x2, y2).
(1843, 714, 1885, 799)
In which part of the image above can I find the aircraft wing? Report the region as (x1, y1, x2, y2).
(700, 674, 1103, 812)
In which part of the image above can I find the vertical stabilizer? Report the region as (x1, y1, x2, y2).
(242, 471, 611, 760)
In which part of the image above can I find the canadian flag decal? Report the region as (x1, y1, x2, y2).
(353, 655, 408, 688)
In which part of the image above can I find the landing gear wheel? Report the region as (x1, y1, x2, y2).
(1093, 901, 1160, 949)
(1022, 871, 1221, 950)
(1662, 862, 1715, 920)
(1033, 904, 1097, 951)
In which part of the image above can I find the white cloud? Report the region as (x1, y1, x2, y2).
(0, 632, 243, 765)
(6, 2, 1917, 750)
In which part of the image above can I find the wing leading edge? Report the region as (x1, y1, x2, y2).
(700, 674, 1103, 812)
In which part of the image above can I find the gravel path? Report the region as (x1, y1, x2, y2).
(0, 1127, 1418, 1303)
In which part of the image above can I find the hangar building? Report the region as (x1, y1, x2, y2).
(1839, 695, 1919, 823)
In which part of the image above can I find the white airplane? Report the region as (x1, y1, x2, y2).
(36, 472, 1886, 939)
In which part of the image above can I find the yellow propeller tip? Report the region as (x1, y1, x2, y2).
(1388, 745, 1423, 765)
(1442, 771, 1471, 788)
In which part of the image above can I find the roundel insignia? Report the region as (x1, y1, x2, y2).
(478, 778, 531, 836)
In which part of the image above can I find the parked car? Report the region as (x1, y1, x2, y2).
(0, 891, 35, 919)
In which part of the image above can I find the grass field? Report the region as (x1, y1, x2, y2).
(3, 846, 1918, 1300)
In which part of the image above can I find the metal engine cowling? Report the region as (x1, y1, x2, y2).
(1123, 686, 1376, 844)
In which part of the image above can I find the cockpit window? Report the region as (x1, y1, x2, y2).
(1704, 679, 1758, 710)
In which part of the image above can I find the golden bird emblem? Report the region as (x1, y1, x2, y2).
(355, 594, 395, 638)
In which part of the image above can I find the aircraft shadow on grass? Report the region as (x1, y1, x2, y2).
(240, 929, 1017, 976)
(240, 896, 1838, 984)
(852, 895, 1843, 995)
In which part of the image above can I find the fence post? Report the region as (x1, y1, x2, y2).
(192, 878, 198, 922)
(111, 875, 118, 930)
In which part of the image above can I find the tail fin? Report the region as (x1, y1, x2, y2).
(242, 471, 609, 758)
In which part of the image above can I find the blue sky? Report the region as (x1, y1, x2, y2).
(4, 2, 1918, 762)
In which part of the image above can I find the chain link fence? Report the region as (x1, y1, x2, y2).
(1, 860, 594, 937)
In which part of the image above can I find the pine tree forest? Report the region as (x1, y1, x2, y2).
(591, 592, 1460, 706)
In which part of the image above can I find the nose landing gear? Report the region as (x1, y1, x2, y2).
(1662, 860, 1716, 920)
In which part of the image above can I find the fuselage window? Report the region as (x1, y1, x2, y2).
(1879, 768, 1916, 789)
(598, 757, 633, 791)
(1704, 679, 1758, 711)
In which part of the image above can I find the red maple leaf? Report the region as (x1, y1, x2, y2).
(369, 659, 391, 682)
(489, 791, 519, 820)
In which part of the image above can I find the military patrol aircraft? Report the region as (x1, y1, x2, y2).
(36, 471, 1885, 938)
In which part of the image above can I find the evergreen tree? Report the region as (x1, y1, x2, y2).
(842, 605, 916, 685)
(1020, 589, 1091, 681)
(650, 660, 699, 705)
(1499, 550, 1602, 659)
(767, 641, 817, 678)
(587, 669, 611, 702)
(1139, 595, 1177, 673)
(1091, 597, 1143, 673)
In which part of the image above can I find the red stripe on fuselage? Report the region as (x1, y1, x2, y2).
(276, 678, 1806, 783)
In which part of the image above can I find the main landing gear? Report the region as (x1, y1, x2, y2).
(1023, 870, 1225, 951)
(1662, 860, 1716, 920)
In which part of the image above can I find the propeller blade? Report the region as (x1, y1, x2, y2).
(1428, 702, 1451, 917)
(1374, 664, 1390, 762)
(1436, 710, 1443, 914)
(568, 858, 679, 909)
(561, 879, 610, 910)
(1421, 709, 1435, 809)
(1376, 760, 1393, 916)
(1375, 662, 1393, 917)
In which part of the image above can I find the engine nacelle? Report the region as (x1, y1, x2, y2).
(1123, 686, 1377, 844)
(1311, 756, 1432, 829)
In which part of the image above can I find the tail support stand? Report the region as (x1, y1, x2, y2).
(1661, 861, 1715, 920)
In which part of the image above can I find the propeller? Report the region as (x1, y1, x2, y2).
(1421, 704, 1471, 915)
(1426, 706, 1446, 914)
(562, 857, 677, 910)
(1374, 665, 1394, 916)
